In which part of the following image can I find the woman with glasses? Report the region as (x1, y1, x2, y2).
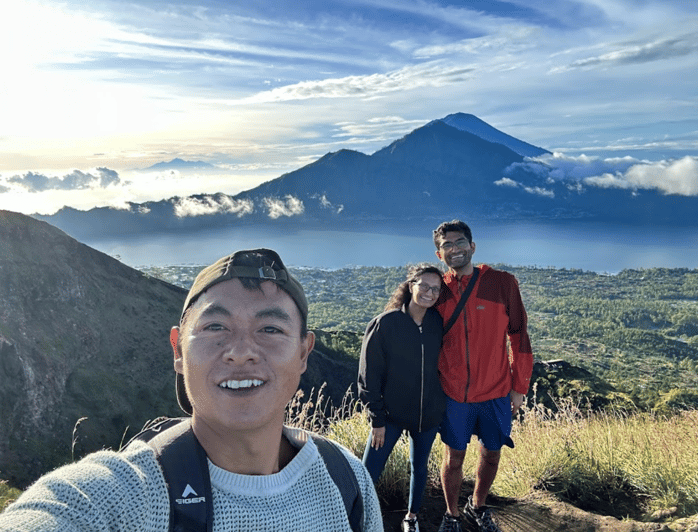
(358, 264, 447, 532)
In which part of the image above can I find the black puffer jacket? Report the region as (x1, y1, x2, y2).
(358, 305, 446, 433)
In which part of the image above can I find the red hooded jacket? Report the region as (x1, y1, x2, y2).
(437, 264, 533, 403)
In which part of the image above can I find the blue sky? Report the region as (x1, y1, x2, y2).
(1, 0, 697, 214)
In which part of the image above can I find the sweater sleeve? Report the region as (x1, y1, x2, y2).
(357, 315, 388, 428)
(506, 275, 534, 396)
(0, 443, 170, 532)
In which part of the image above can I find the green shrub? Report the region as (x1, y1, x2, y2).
(0, 480, 22, 512)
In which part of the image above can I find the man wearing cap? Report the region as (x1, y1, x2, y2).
(0, 249, 383, 532)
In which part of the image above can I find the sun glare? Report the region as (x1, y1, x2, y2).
(0, 1, 177, 159)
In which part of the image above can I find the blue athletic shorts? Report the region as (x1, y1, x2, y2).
(440, 395, 514, 451)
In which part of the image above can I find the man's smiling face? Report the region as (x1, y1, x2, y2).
(436, 230, 475, 272)
(172, 278, 314, 435)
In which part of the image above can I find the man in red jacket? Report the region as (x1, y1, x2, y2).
(433, 220, 533, 532)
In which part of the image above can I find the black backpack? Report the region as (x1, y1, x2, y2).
(127, 418, 364, 532)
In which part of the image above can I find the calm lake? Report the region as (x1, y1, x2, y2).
(84, 221, 698, 273)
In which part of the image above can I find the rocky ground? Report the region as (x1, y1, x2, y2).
(381, 485, 698, 532)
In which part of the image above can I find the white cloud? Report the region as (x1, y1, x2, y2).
(5, 168, 122, 192)
(584, 156, 698, 196)
(510, 153, 643, 181)
(263, 195, 305, 218)
(583, 173, 635, 190)
(313, 193, 344, 213)
(333, 116, 425, 140)
(172, 195, 254, 218)
(494, 177, 519, 188)
(551, 32, 698, 73)
(511, 153, 698, 196)
(412, 28, 536, 60)
(523, 186, 555, 198)
(2, 0, 698, 216)
(236, 62, 475, 104)
(495, 176, 554, 197)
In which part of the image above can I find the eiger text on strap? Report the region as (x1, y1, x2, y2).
(126, 417, 364, 532)
(127, 418, 212, 532)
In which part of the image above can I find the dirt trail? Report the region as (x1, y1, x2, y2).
(381, 489, 698, 532)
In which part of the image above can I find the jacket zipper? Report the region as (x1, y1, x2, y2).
(464, 311, 470, 402)
(459, 278, 471, 402)
(418, 324, 425, 432)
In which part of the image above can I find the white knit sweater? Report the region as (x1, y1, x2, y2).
(0, 426, 383, 532)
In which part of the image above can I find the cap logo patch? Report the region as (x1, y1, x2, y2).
(258, 265, 277, 279)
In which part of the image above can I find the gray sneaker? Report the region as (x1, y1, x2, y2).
(437, 513, 462, 532)
(464, 495, 502, 532)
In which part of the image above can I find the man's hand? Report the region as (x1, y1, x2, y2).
(371, 426, 386, 449)
(510, 391, 525, 414)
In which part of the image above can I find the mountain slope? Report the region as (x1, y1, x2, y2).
(237, 122, 525, 219)
(436, 112, 551, 157)
(0, 210, 187, 487)
(0, 210, 359, 487)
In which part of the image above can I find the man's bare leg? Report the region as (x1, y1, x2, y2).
(472, 445, 501, 507)
(441, 444, 466, 516)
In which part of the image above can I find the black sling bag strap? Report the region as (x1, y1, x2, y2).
(312, 434, 363, 532)
(442, 267, 480, 336)
(127, 417, 363, 532)
(129, 417, 212, 532)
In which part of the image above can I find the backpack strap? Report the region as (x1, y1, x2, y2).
(311, 434, 364, 532)
(126, 418, 213, 532)
(443, 266, 480, 336)
(127, 420, 363, 532)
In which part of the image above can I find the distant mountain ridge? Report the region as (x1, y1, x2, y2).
(34, 113, 698, 239)
(145, 158, 215, 170)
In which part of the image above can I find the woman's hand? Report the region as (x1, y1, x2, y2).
(371, 426, 386, 449)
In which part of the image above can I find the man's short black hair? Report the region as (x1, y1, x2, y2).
(433, 220, 473, 249)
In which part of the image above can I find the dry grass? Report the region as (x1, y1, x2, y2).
(499, 399, 698, 519)
(289, 386, 698, 521)
(3, 387, 697, 521)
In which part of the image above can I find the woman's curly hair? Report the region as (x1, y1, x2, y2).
(385, 263, 444, 311)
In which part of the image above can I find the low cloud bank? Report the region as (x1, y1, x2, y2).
(502, 153, 698, 197)
(263, 196, 304, 219)
(6, 168, 121, 192)
(172, 196, 254, 218)
(171, 194, 306, 219)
